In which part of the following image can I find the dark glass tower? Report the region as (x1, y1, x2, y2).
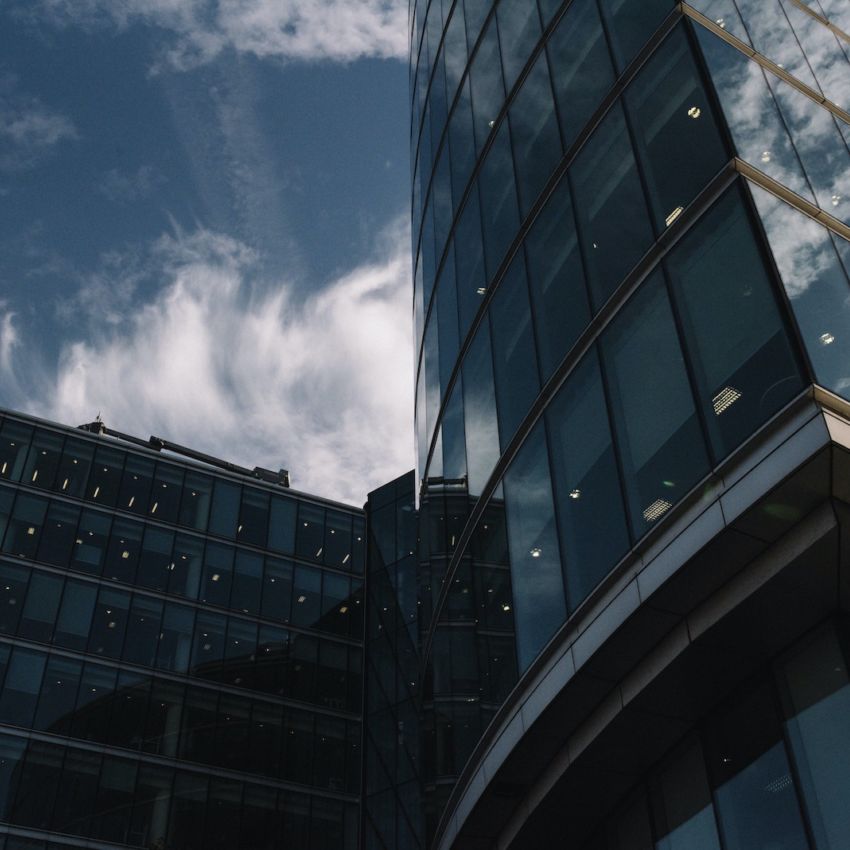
(0, 408, 365, 850)
(406, 0, 850, 847)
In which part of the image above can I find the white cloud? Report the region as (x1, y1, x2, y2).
(2, 220, 414, 505)
(0, 74, 78, 171)
(20, 0, 407, 67)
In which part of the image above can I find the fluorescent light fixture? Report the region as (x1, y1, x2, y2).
(128, 496, 135, 508)
(31, 470, 38, 482)
(643, 499, 673, 522)
(211, 573, 220, 582)
(342, 554, 350, 564)
(666, 206, 684, 227)
(501, 603, 511, 612)
(687, 106, 701, 118)
(832, 194, 842, 207)
(315, 547, 323, 557)
(121, 551, 129, 559)
(340, 605, 349, 614)
(569, 489, 581, 500)
(476, 287, 487, 295)
(297, 595, 307, 603)
(26, 527, 35, 536)
(713, 386, 742, 415)
(151, 502, 158, 513)
(93, 486, 100, 498)
(529, 547, 542, 558)
(820, 332, 836, 345)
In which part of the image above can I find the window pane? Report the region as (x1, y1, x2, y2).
(525, 176, 591, 380)
(87, 446, 125, 506)
(19, 572, 62, 643)
(72, 664, 117, 742)
(88, 588, 130, 658)
(0, 422, 32, 482)
(150, 463, 183, 524)
(454, 189, 487, 337)
(54, 579, 97, 651)
(201, 542, 233, 608)
(571, 103, 654, 310)
(479, 121, 520, 279)
(706, 682, 809, 850)
(667, 186, 803, 460)
(118, 455, 154, 515)
(157, 602, 195, 673)
(124, 595, 164, 667)
(33, 656, 82, 736)
(548, 0, 616, 149)
(296, 503, 325, 563)
(137, 526, 175, 592)
(71, 510, 110, 575)
(598, 0, 673, 71)
(0, 649, 46, 726)
(209, 479, 240, 538)
(489, 256, 540, 447)
(21, 430, 63, 490)
(496, 0, 541, 91)
(292, 566, 322, 629)
(600, 272, 710, 537)
(268, 495, 297, 554)
(548, 352, 630, 610)
(55, 437, 94, 498)
(232, 550, 262, 615)
(469, 16, 505, 154)
(170, 533, 204, 599)
(463, 322, 501, 497)
(238, 487, 269, 547)
(626, 26, 729, 231)
(503, 422, 566, 671)
(262, 557, 293, 623)
(36, 501, 79, 567)
(2, 494, 47, 560)
(192, 611, 227, 679)
(0, 563, 28, 634)
(103, 518, 142, 584)
(179, 471, 212, 530)
(324, 511, 352, 569)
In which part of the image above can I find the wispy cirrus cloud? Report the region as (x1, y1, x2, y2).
(16, 0, 407, 68)
(0, 219, 414, 505)
(0, 74, 78, 171)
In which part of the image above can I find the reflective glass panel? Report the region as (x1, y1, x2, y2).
(502, 422, 566, 671)
(55, 437, 94, 497)
(598, 0, 673, 71)
(571, 103, 654, 309)
(600, 271, 710, 537)
(548, 351, 630, 610)
(667, 186, 803, 459)
(21, 430, 62, 490)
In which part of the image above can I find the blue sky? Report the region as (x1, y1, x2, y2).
(0, 0, 414, 504)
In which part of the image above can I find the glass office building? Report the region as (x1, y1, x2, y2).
(407, 0, 850, 847)
(0, 408, 365, 850)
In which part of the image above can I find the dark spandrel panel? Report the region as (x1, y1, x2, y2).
(118, 454, 154, 516)
(496, 0, 542, 91)
(462, 322, 501, 497)
(509, 51, 562, 217)
(503, 421, 566, 671)
(524, 175, 590, 380)
(469, 16, 506, 154)
(21, 429, 63, 491)
(571, 103, 654, 311)
(749, 184, 850, 398)
(600, 271, 710, 538)
(87, 445, 125, 507)
(706, 682, 810, 850)
(598, 0, 674, 71)
(651, 739, 721, 849)
(0, 421, 33, 482)
(208, 478, 240, 539)
(268, 494, 297, 555)
(547, 351, 630, 611)
(55, 436, 94, 498)
(626, 25, 729, 232)
(548, 0, 616, 150)
(489, 255, 541, 448)
(454, 187, 487, 337)
(667, 186, 804, 460)
(178, 470, 213, 531)
(479, 120, 521, 280)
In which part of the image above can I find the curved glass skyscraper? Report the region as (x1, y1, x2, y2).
(407, 0, 850, 847)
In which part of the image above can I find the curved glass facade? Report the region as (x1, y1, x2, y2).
(409, 0, 850, 836)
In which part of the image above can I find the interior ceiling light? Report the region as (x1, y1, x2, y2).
(761, 151, 772, 163)
(529, 547, 542, 558)
(643, 499, 673, 522)
(832, 194, 842, 207)
(687, 106, 701, 118)
(666, 206, 684, 227)
(569, 489, 581, 500)
(820, 332, 836, 345)
(716, 17, 726, 28)
(476, 287, 487, 295)
(713, 386, 742, 415)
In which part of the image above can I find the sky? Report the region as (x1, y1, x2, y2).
(0, 0, 414, 505)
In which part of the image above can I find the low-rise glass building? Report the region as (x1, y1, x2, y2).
(0, 409, 365, 850)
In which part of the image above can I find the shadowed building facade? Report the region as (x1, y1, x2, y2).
(400, 0, 850, 847)
(0, 409, 365, 850)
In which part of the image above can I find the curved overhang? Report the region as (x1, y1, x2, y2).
(436, 385, 850, 850)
